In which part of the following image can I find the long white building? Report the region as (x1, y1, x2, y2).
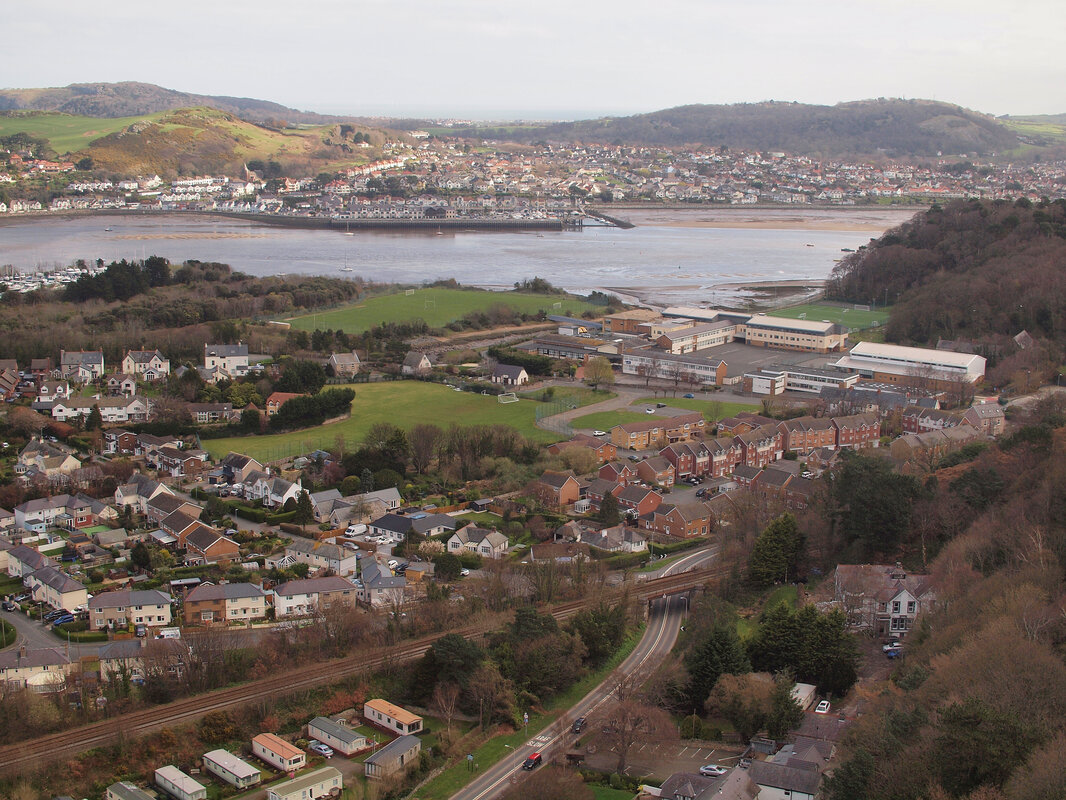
(830, 341, 985, 388)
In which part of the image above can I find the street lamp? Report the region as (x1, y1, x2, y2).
(504, 744, 516, 772)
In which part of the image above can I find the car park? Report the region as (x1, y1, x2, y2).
(522, 753, 542, 770)
(815, 700, 831, 714)
(699, 764, 727, 776)
(309, 741, 334, 758)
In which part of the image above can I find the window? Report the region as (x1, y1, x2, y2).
(892, 601, 900, 613)
(907, 601, 916, 614)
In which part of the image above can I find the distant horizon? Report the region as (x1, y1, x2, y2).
(2, 82, 1061, 123)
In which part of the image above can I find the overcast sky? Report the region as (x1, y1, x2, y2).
(7, 0, 1065, 119)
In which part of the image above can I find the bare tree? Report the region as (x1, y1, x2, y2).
(596, 700, 676, 772)
(409, 423, 442, 474)
(431, 681, 461, 734)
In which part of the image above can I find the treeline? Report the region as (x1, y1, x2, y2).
(460, 99, 1019, 158)
(63, 256, 172, 302)
(269, 388, 354, 430)
(827, 198, 1066, 348)
(486, 346, 555, 376)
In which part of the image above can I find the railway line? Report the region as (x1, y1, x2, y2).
(0, 566, 721, 778)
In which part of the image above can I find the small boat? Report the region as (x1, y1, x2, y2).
(340, 267, 353, 272)
(435, 229, 443, 236)
(841, 247, 854, 252)
(805, 243, 814, 247)
(104, 227, 113, 232)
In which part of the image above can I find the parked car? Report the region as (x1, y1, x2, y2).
(522, 753, 542, 770)
(52, 615, 75, 626)
(12, 594, 29, 603)
(699, 764, 727, 776)
(644, 407, 655, 414)
(309, 741, 334, 758)
(814, 700, 831, 714)
(593, 430, 608, 437)
(460, 568, 470, 577)
(387, 559, 399, 570)
(1, 601, 16, 612)
(695, 488, 707, 498)
(571, 717, 587, 734)
(683, 393, 695, 399)
(885, 648, 903, 659)
(44, 609, 67, 622)
(881, 640, 903, 652)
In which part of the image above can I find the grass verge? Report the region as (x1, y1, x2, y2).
(414, 625, 645, 800)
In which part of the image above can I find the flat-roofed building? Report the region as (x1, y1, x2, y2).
(363, 698, 423, 735)
(830, 341, 986, 390)
(364, 735, 421, 780)
(154, 765, 206, 800)
(251, 733, 306, 772)
(603, 308, 661, 334)
(307, 716, 368, 756)
(266, 767, 342, 800)
(620, 349, 727, 387)
(744, 314, 848, 352)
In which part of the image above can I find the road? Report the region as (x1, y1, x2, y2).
(1, 605, 104, 657)
(450, 596, 686, 800)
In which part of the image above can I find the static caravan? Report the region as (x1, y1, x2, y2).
(154, 765, 207, 800)
(307, 716, 368, 756)
(203, 749, 261, 789)
(266, 766, 343, 800)
(363, 698, 423, 736)
(364, 735, 422, 780)
(252, 732, 306, 772)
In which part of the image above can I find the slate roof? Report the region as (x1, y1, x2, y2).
(274, 577, 357, 597)
(186, 582, 267, 602)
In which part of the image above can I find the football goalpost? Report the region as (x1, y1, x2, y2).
(424, 299, 436, 310)
(498, 392, 519, 404)
(405, 288, 416, 296)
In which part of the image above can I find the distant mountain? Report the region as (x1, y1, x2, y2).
(0, 81, 340, 124)
(460, 99, 1020, 158)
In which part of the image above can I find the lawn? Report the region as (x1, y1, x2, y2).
(571, 410, 651, 431)
(590, 787, 641, 800)
(764, 302, 890, 330)
(452, 511, 503, 526)
(519, 387, 616, 409)
(0, 111, 169, 154)
(415, 626, 644, 800)
(283, 287, 601, 333)
(202, 381, 563, 461)
(636, 397, 759, 421)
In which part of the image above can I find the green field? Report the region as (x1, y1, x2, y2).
(0, 111, 168, 155)
(571, 410, 651, 430)
(765, 302, 890, 330)
(635, 397, 759, 421)
(283, 288, 601, 333)
(202, 381, 563, 461)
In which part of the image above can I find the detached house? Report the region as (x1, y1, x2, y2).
(401, 352, 431, 375)
(834, 563, 936, 637)
(490, 363, 529, 387)
(183, 527, 240, 564)
(327, 351, 361, 377)
(59, 349, 104, 382)
(106, 374, 138, 397)
(285, 537, 358, 576)
(962, 402, 1006, 436)
(121, 349, 170, 380)
(248, 474, 302, 508)
(577, 524, 647, 553)
(636, 456, 675, 487)
(203, 343, 249, 377)
(532, 470, 582, 507)
(642, 502, 715, 538)
(447, 524, 509, 559)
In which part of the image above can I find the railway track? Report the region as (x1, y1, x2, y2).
(0, 567, 721, 777)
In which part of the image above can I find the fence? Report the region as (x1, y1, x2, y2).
(534, 398, 576, 437)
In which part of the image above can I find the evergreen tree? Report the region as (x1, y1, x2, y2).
(293, 490, 315, 527)
(684, 626, 750, 712)
(360, 468, 374, 493)
(748, 513, 805, 586)
(86, 404, 103, 431)
(598, 492, 621, 525)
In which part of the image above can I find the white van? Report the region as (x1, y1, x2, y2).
(346, 523, 368, 536)
(156, 627, 181, 640)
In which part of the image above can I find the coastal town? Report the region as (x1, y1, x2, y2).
(2, 134, 1066, 222)
(0, 279, 1023, 799)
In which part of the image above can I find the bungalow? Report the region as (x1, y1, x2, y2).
(368, 511, 456, 543)
(161, 510, 202, 544)
(307, 716, 368, 756)
(578, 524, 647, 553)
(187, 403, 235, 424)
(121, 349, 170, 380)
(447, 524, 509, 559)
(184, 582, 269, 625)
(203, 750, 261, 790)
(327, 351, 361, 377)
(490, 363, 529, 387)
(363, 698, 423, 736)
(251, 733, 306, 772)
(267, 767, 342, 800)
(532, 470, 582, 507)
(285, 537, 358, 577)
(184, 528, 240, 564)
(636, 456, 675, 487)
(273, 576, 359, 617)
(401, 352, 432, 375)
(15, 439, 82, 479)
(748, 761, 820, 800)
(155, 765, 206, 800)
(364, 736, 421, 781)
(89, 589, 173, 630)
(0, 646, 72, 691)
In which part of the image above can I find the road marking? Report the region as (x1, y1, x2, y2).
(679, 747, 690, 756)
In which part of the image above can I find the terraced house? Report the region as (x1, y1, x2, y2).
(183, 582, 269, 624)
(89, 589, 173, 631)
(610, 412, 706, 450)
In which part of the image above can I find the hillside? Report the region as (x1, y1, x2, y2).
(0, 107, 385, 176)
(457, 99, 1020, 159)
(0, 81, 338, 124)
(826, 197, 1066, 388)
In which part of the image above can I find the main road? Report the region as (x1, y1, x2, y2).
(450, 548, 703, 800)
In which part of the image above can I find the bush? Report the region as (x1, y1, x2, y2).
(0, 620, 14, 648)
(679, 715, 704, 739)
(267, 510, 298, 525)
(650, 538, 706, 556)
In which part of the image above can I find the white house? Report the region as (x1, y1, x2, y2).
(122, 349, 171, 379)
(285, 537, 358, 577)
(59, 349, 104, 381)
(272, 577, 358, 618)
(203, 343, 249, 377)
(247, 475, 302, 508)
(27, 566, 88, 612)
(446, 525, 509, 559)
(266, 767, 342, 800)
(0, 647, 72, 691)
(51, 396, 150, 424)
(834, 563, 936, 637)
